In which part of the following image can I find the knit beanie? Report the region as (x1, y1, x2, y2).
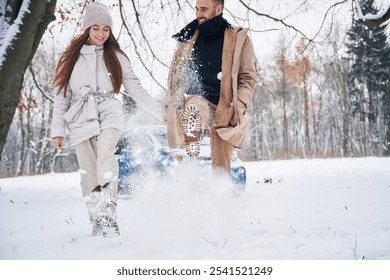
(83, 2, 113, 30)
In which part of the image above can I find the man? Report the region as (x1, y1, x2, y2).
(165, 0, 257, 174)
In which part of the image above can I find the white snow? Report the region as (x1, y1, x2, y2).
(1, 157, 389, 262)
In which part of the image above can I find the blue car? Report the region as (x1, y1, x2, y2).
(116, 125, 246, 196)
(116, 125, 175, 196)
(170, 136, 247, 189)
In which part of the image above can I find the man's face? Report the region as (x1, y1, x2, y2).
(195, 0, 222, 24)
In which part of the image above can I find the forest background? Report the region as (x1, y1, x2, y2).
(1, 0, 390, 177)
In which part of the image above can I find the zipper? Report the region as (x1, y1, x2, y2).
(95, 50, 99, 92)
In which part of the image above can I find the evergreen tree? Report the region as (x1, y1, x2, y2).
(346, 0, 390, 155)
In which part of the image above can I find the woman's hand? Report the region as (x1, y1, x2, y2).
(52, 137, 64, 151)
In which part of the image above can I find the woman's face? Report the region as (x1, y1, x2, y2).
(88, 24, 110, 46)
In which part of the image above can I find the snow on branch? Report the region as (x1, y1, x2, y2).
(354, 0, 390, 25)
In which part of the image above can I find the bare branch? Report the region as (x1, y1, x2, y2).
(129, 0, 169, 68)
(28, 65, 54, 103)
(311, 0, 349, 42)
(237, 0, 311, 42)
(118, 0, 166, 91)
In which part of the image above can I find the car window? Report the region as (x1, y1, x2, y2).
(118, 126, 170, 150)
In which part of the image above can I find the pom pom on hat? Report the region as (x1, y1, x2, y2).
(83, 2, 113, 30)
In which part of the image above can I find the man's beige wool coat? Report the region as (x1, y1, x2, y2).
(166, 26, 257, 149)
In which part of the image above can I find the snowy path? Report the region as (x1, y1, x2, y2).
(1, 157, 390, 260)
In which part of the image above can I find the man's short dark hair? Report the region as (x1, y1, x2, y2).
(214, 0, 224, 7)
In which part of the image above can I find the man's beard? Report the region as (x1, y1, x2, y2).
(197, 11, 217, 24)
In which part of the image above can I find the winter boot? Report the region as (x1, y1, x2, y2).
(182, 104, 201, 157)
(95, 206, 120, 237)
(86, 183, 120, 237)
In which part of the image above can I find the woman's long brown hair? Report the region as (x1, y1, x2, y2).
(52, 28, 129, 95)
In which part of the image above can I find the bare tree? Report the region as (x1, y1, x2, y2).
(2, 0, 389, 173)
(0, 0, 57, 156)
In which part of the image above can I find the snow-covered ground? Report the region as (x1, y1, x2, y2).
(1, 156, 389, 261)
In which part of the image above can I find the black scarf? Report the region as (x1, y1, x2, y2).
(172, 14, 230, 42)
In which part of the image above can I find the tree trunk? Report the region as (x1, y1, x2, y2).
(386, 122, 390, 156)
(0, 0, 56, 158)
(303, 80, 311, 156)
(341, 66, 350, 157)
(282, 92, 289, 159)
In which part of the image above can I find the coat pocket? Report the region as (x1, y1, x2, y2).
(237, 91, 251, 108)
(230, 98, 247, 127)
(230, 106, 239, 127)
(214, 106, 234, 128)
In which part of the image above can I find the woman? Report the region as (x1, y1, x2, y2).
(51, 2, 163, 237)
